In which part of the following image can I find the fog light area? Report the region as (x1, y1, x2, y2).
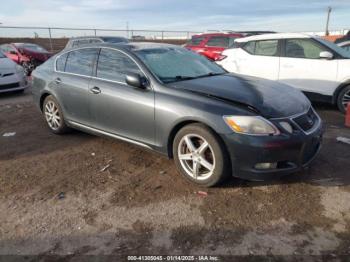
(255, 162, 278, 170)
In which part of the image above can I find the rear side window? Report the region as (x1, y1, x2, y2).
(255, 40, 278, 56)
(89, 39, 103, 44)
(188, 37, 205, 46)
(206, 36, 229, 47)
(65, 48, 98, 76)
(285, 39, 327, 59)
(242, 40, 278, 56)
(56, 53, 68, 71)
(96, 48, 142, 83)
(242, 41, 255, 54)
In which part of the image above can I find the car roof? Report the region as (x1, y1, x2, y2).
(235, 33, 315, 42)
(193, 32, 243, 37)
(63, 42, 180, 53)
(13, 43, 40, 45)
(69, 36, 126, 40)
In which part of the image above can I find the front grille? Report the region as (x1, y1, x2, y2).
(0, 73, 15, 78)
(292, 107, 319, 133)
(0, 82, 20, 91)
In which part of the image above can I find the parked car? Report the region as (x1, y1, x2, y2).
(32, 43, 322, 187)
(237, 31, 276, 37)
(184, 33, 243, 60)
(0, 43, 51, 75)
(334, 31, 350, 44)
(338, 41, 350, 52)
(217, 33, 350, 112)
(132, 35, 146, 41)
(65, 36, 129, 49)
(0, 51, 28, 93)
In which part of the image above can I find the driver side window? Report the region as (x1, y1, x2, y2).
(96, 48, 142, 83)
(285, 39, 327, 59)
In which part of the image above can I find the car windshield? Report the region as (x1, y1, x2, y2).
(101, 37, 128, 44)
(0, 51, 6, 58)
(135, 47, 226, 83)
(317, 38, 350, 58)
(16, 43, 48, 52)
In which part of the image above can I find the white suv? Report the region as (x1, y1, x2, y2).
(217, 33, 350, 112)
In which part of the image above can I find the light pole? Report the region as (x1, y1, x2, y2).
(325, 6, 332, 36)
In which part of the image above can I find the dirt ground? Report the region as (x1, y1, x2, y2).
(0, 93, 350, 261)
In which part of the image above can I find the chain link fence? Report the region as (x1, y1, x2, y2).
(1, 26, 348, 54)
(0, 26, 201, 53)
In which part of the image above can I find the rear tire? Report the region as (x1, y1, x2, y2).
(173, 123, 231, 187)
(337, 85, 350, 113)
(43, 95, 70, 134)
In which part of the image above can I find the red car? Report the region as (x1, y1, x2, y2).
(184, 33, 243, 60)
(0, 43, 52, 75)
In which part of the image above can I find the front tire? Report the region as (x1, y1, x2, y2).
(43, 95, 70, 134)
(173, 123, 231, 187)
(337, 85, 350, 113)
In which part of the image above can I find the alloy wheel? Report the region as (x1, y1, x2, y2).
(177, 134, 216, 180)
(44, 101, 61, 130)
(342, 89, 350, 111)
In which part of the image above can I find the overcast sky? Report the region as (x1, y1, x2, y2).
(0, 0, 349, 32)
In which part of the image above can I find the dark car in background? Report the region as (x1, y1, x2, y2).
(0, 43, 51, 75)
(184, 32, 243, 60)
(65, 36, 129, 49)
(32, 43, 322, 187)
(334, 31, 350, 44)
(338, 41, 350, 52)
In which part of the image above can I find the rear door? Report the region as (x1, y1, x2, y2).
(234, 39, 280, 80)
(53, 48, 98, 125)
(278, 38, 338, 96)
(88, 48, 155, 145)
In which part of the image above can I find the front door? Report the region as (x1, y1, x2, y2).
(89, 48, 155, 145)
(278, 38, 338, 96)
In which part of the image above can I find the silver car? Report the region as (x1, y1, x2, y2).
(0, 51, 28, 93)
(32, 43, 322, 186)
(65, 36, 129, 49)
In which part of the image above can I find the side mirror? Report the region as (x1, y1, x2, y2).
(125, 73, 148, 89)
(319, 51, 333, 60)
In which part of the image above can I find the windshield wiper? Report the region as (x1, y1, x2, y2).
(194, 72, 226, 79)
(163, 72, 225, 83)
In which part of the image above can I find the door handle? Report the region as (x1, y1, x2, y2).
(90, 86, 101, 94)
(282, 64, 293, 69)
(54, 77, 62, 84)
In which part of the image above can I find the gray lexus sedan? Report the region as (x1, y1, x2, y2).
(32, 43, 323, 187)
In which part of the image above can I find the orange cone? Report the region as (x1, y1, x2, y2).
(346, 103, 350, 128)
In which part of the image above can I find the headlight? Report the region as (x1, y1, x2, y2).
(223, 116, 280, 136)
(15, 64, 24, 73)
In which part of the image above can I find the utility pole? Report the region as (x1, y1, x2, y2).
(325, 6, 332, 36)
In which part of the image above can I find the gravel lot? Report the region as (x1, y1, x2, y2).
(0, 88, 349, 261)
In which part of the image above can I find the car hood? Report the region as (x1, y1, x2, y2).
(0, 57, 16, 70)
(166, 74, 310, 118)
